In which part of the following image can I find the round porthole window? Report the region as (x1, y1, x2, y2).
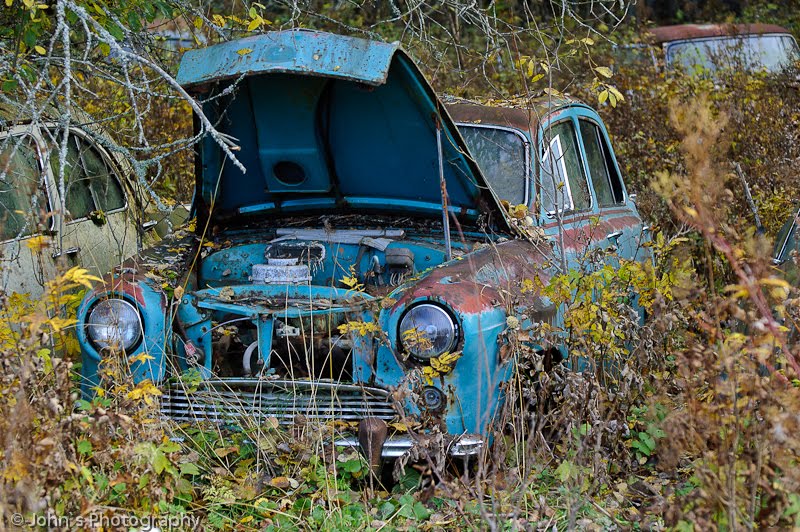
(273, 161, 306, 185)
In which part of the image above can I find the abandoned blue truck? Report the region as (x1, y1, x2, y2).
(76, 30, 649, 462)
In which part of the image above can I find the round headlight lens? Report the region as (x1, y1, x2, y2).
(399, 303, 457, 359)
(87, 299, 142, 351)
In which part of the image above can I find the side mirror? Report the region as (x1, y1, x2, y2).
(629, 193, 637, 203)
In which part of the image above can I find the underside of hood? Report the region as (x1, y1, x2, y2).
(177, 30, 510, 230)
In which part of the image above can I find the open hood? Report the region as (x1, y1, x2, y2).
(177, 30, 510, 229)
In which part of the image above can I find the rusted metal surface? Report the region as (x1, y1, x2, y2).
(445, 97, 577, 137)
(648, 23, 792, 44)
(542, 211, 643, 253)
(392, 239, 554, 315)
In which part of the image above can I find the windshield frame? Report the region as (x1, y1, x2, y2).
(455, 122, 532, 208)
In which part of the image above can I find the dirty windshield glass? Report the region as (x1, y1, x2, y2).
(666, 34, 800, 73)
(0, 136, 48, 241)
(458, 125, 528, 205)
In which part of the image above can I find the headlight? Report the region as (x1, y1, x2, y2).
(399, 303, 458, 359)
(87, 299, 143, 351)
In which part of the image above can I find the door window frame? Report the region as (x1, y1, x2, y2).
(576, 116, 626, 208)
(0, 128, 57, 244)
(538, 117, 595, 218)
(537, 107, 630, 221)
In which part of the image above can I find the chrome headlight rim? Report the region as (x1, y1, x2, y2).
(398, 302, 459, 361)
(86, 297, 144, 352)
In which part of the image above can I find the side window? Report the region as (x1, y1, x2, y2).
(540, 120, 591, 214)
(579, 120, 624, 207)
(458, 125, 528, 205)
(0, 136, 49, 241)
(49, 134, 125, 221)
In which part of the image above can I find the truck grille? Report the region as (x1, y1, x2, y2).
(160, 379, 397, 425)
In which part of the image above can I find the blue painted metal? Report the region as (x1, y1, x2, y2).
(185, 29, 509, 230)
(177, 30, 401, 88)
(77, 275, 171, 395)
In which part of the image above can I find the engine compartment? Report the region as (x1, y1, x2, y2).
(183, 228, 472, 382)
(198, 228, 459, 293)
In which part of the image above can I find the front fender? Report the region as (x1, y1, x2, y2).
(377, 238, 557, 435)
(77, 272, 171, 396)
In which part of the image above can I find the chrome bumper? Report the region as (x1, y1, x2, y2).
(335, 434, 484, 458)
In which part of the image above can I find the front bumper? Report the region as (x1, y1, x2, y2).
(335, 434, 484, 458)
(160, 377, 485, 459)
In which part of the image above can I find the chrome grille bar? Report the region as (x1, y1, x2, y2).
(161, 379, 397, 425)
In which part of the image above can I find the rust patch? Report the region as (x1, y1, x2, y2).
(392, 239, 554, 315)
(648, 23, 791, 44)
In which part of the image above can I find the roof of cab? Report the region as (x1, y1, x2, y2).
(649, 23, 792, 44)
(443, 94, 584, 134)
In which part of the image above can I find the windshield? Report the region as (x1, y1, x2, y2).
(458, 125, 529, 206)
(666, 33, 800, 73)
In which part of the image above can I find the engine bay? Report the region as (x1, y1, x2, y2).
(180, 228, 473, 382)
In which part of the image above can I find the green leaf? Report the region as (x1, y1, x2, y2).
(179, 462, 200, 476)
(23, 28, 37, 47)
(77, 439, 93, 455)
(153, 451, 169, 474)
(631, 439, 651, 456)
(127, 12, 142, 32)
(412, 501, 431, 520)
(160, 440, 181, 453)
(639, 432, 656, 451)
(555, 459, 574, 482)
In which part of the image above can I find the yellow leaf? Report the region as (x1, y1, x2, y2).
(598, 89, 609, 105)
(247, 18, 260, 32)
(608, 85, 625, 102)
(760, 277, 789, 288)
(25, 235, 49, 252)
(214, 446, 238, 458)
(594, 66, 613, 78)
(5, 0, 13, 7)
(130, 352, 154, 364)
(34, 45, 46, 55)
(270, 476, 291, 489)
(193, 16, 203, 29)
(237, 48, 253, 56)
